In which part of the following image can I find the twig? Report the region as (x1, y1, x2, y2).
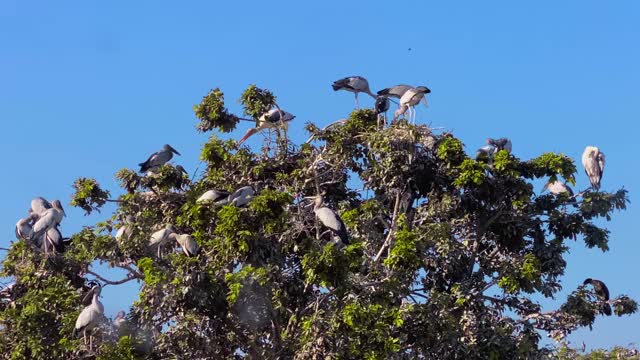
(86, 270, 142, 286)
(374, 191, 402, 263)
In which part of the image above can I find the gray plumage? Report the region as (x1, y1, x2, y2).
(375, 97, 390, 115)
(30, 200, 65, 248)
(583, 278, 611, 316)
(15, 213, 38, 241)
(394, 86, 431, 123)
(332, 76, 376, 108)
(487, 138, 512, 153)
(377, 84, 413, 99)
(313, 197, 349, 245)
(74, 284, 104, 348)
(238, 108, 295, 145)
(115, 215, 135, 243)
(582, 146, 605, 191)
(139, 144, 181, 173)
(30, 197, 52, 215)
(197, 189, 230, 205)
(542, 181, 574, 196)
(476, 144, 496, 162)
(172, 234, 200, 257)
(229, 186, 255, 207)
(113, 310, 126, 330)
(149, 224, 176, 257)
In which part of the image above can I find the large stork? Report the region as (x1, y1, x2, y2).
(312, 196, 349, 246)
(393, 86, 430, 123)
(237, 108, 295, 146)
(583, 278, 612, 316)
(582, 146, 605, 191)
(138, 144, 181, 174)
(74, 284, 104, 351)
(332, 76, 376, 109)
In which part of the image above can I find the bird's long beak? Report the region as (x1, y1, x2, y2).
(238, 128, 258, 146)
(170, 146, 181, 156)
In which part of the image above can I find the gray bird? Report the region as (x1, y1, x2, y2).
(31, 200, 65, 252)
(377, 84, 413, 99)
(197, 189, 230, 205)
(30, 197, 52, 216)
(238, 108, 295, 146)
(228, 186, 255, 207)
(171, 233, 200, 257)
(15, 213, 39, 241)
(313, 196, 349, 246)
(113, 310, 126, 330)
(138, 144, 181, 173)
(582, 146, 605, 191)
(487, 138, 512, 153)
(476, 144, 496, 162)
(149, 224, 176, 258)
(583, 278, 612, 316)
(115, 215, 135, 244)
(332, 76, 376, 109)
(40, 226, 65, 253)
(74, 284, 104, 351)
(375, 96, 390, 128)
(394, 86, 431, 123)
(542, 181, 574, 196)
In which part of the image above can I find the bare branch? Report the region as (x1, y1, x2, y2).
(85, 270, 142, 286)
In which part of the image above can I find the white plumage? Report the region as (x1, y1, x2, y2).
(197, 189, 230, 205)
(582, 146, 605, 191)
(74, 285, 104, 350)
(229, 186, 255, 207)
(237, 108, 295, 146)
(542, 181, 573, 196)
(393, 86, 430, 123)
(332, 76, 376, 109)
(149, 225, 176, 257)
(15, 213, 38, 241)
(172, 234, 200, 257)
(115, 215, 134, 243)
(30, 197, 52, 215)
(30, 200, 65, 252)
(313, 197, 349, 245)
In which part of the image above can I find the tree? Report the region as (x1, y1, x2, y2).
(0, 85, 635, 359)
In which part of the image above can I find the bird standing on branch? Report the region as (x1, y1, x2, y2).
(312, 196, 349, 246)
(583, 278, 612, 316)
(542, 181, 574, 196)
(138, 144, 181, 174)
(393, 86, 431, 123)
(237, 108, 295, 146)
(582, 146, 605, 191)
(332, 76, 376, 109)
(30, 200, 65, 253)
(74, 284, 104, 351)
(487, 138, 512, 154)
(377, 84, 413, 99)
(375, 96, 390, 128)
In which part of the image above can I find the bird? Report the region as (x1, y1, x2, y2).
(541, 181, 574, 196)
(138, 144, 181, 174)
(171, 234, 200, 257)
(374, 96, 390, 128)
(583, 278, 612, 316)
(115, 215, 135, 244)
(377, 84, 413, 99)
(74, 284, 104, 351)
(476, 144, 496, 162)
(30, 200, 65, 252)
(112, 310, 126, 331)
(312, 196, 349, 246)
(197, 189, 230, 205)
(30, 197, 52, 215)
(237, 108, 295, 146)
(40, 226, 65, 253)
(582, 146, 605, 191)
(332, 76, 376, 109)
(15, 213, 39, 241)
(149, 224, 176, 258)
(228, 186, 255, 207)
(487, 138, 512, 154)
(393, 86, 431, 123)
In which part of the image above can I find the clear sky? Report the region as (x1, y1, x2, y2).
(1, 0, 638, 350)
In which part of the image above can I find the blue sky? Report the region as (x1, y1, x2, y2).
(1, 0, 638, 350)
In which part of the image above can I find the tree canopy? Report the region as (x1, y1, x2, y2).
(0, 84, 636, 359)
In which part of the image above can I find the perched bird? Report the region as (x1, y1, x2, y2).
(115, 215, 135, 244)
(582, 146, 605, 191)
(375, 96, 390, 128)
(228, 186, 255, 207)
(41, 226, 65, 253)
(138, 144, 181, 173)
(74, 284, 104, 350)
(332, 76, 376, 109)
(30, 197, 52, 215)
(487, 138, 512, 153)
(476, 144, 496, 162)
(583, 278, 612, 316)
(394, 86, 431, 123)
(197, 189, 230, 205)
(149, 224, 176, 258)
(238, 108, 295, 146)
(31, 200, 66, 252)
(113, 310, 126, 330)
(377, 84, 413, 99)
(15, 213, 39, 241)
(312, 196, 349, 246)
(171, 233, 200, 257)
(542, 181, 574, 196)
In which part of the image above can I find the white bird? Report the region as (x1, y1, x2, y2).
(238, 108, 295, 146)
(582, 146, 605, 191)
(113, 310, 126, 330)
(313, 196, 349, 245)
(15, 213, 38, 241)
(138, 144, 181, 173)
(74, 284, 104, 351)
(149, 224, 176, 257)
(377, 84, 413, 99)
(197, 189, 230, 205)
(30, 197, 52, 216)
(476, 144, 496, 162)
(171, 233, 200, 257)
(542, 181, 574, 196)
(115, 215, 135, 243)
(332, 76, 376, 109)
(228, 186, 255, 207)
(393, 86, 431, 123)
(487, 138, 512, 154)
(31, 200, 65, 252)
(42, 226, 65, 253)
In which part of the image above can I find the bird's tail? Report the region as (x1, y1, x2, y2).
(377, 88, 390, 96)
(338, 228, 349, 246)
(331, 84, 341, 91)
(139, 162, 150, 173)
(602, 303, 612, 316)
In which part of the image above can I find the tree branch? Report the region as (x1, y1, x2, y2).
(374, 191, 402, 263)
(86, 270, 142, 286)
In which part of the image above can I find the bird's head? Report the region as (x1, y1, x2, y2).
(583, 278, 593, 285)
(164, 144, 181, 156)
(115, 310, 126, 319)
(52, 200, 66, 217)
(83, 282, 102, 302)
(416, 86, 431, 94)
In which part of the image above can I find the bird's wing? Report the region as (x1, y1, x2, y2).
(599, 282, 610, 301)
(31, 197, 52, 215)
(315, 207, 344, 232)
(332, 77, 351, 90)
(32, 211, 54, 235)
(598, 152, 606, 179)
(75, 306, 94, 330)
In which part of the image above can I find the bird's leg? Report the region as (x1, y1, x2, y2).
(157, 246, 161, 259)
(89, 334, 93, 352)
(83, 330, 87, 345)
(355, 93, 359, 109)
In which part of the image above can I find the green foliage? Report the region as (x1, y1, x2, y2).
(454, 159, 486, 187)
(194, 88, 240, 132)
(239, 84, 276, 119)
(70, 177, 110, 215)
(521, 152, 577, 184)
